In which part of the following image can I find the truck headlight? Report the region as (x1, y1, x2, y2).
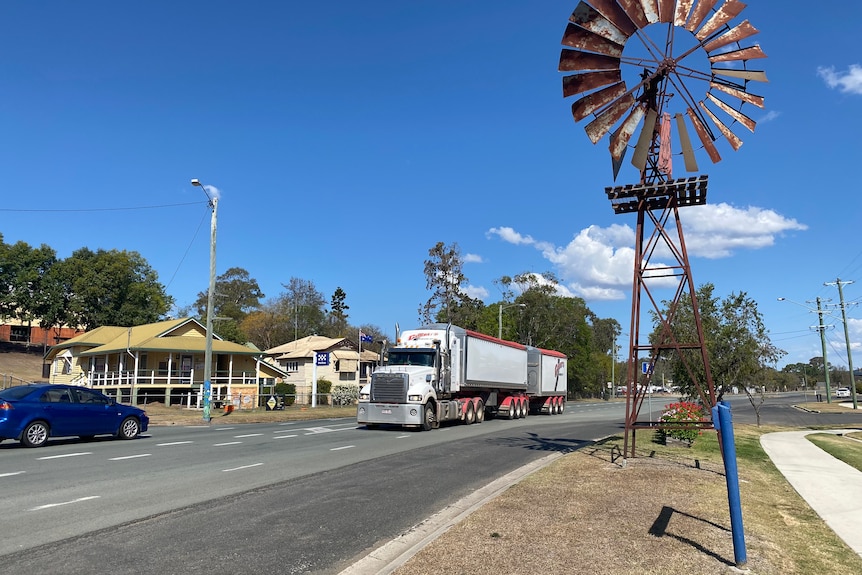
(408, 394, 422, 402)
(359, 392, 370, 401)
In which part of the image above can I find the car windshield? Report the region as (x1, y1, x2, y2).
(387, 351, 435, 367)
(0, 385, 42, 400)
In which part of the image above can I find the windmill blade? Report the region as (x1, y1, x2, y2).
(631, 109, 658, 170)
(710, 82, 765, 108)
(704, 20, 760, 52)
(563, 69, 622, 98)
(616, 0, 650, 29)
(586, 0, 638, 37)
(561, 23, 624, 58)
(706, 93, 756, 132)
(712, 67, 768, 83)
(570, 1, 629, 46)
(695, 0, 747, 41)
(610, 103, 647, 167)
(674, 0, 695, 27)
(658, 0, 675, 23)
(571, 82, 627, 121)
(559, 49, 621, 72)
(585, 93, 635, 144)
(686, 106, 722, 163)
(675, 113, 699, 172)
(685, 0, 718, 33)
(700, 101, 743, 150)
(638, 0, 660, 24)
(708, 45, 766, 63)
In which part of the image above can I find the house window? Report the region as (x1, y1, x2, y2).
(283, 361, 299, 372)
(338, 371, 356, 382)
(62, 357, 72, 375)
(10, 326, 29, 343)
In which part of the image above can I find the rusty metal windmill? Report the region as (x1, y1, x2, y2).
(558, 0, 767, 458)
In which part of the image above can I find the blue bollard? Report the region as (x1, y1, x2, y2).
(712, 400, 746, 568)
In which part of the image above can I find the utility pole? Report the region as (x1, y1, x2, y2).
(813, 297, 832, 404)
(192, 179, 217, 423)
(825, 278, 857, 410)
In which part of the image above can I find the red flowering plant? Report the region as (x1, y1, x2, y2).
(657, 401, 706, 444)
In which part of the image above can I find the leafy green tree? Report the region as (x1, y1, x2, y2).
(327, 287, 350, 337)
(0, 236, 57, 327)
(281, 277, 327, 338)
(419, 242, 474, 326)
(193, 267, 263, 344)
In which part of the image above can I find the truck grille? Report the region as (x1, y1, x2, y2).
(371, 372, 408, 403)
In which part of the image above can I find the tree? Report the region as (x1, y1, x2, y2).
(419, 242, 474, 326)
(281, 277, 327, 339)
(42, 248, 172, 330)
(0, 236, 57, 328)
(241, 299, 294, 351)
(193, 267, 264, 344)
(327, 287, 350, 337)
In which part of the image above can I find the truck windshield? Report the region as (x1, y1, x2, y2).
(388, 351, 435, 367)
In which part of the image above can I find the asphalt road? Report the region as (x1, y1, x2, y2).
(0, 393, 846, 575)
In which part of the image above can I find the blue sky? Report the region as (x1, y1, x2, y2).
(1, 1, 860, 371)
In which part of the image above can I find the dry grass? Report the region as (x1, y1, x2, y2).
(393, 427, 862, 575)
(141, 401, 356, 426)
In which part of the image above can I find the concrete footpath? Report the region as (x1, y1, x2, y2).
(761, 429, 862, 557)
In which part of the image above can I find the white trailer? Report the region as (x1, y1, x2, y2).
(357, 324, 567, 430)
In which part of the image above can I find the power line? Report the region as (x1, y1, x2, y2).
(0, 201, 204, 212)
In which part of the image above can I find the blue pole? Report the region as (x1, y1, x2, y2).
(712, 400, 746, 567)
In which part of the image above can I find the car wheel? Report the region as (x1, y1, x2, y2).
(22, 421, 49, 448)
(118, 417, 140, 440)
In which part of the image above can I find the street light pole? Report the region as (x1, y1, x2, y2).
(192, 179, 217, 422)
(498, 303, 526, 340)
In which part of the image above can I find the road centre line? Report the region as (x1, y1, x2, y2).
(330, 445, 355, 451)
(214, 441, 242, 446)
(215, 427, 236, 431)
(234, 433, 263, 438)
(223, 463, 263, 472)
(109, 454, 152, 461)
(37, 452, 92, 460)
(303, 426, 355, 435)
(273, 434, 297, 439)
(0, 471, 26, 478)
(157, 441, 194, 446)
(30, 496, 100, 511)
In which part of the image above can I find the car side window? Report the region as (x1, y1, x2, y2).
(41, 389, 74, 403)
(75, 389, 110, 405)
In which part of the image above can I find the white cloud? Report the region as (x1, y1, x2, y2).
(817, 64, 862, 95)
(487, 204, 806, 302)
(759, 110, 780, 124)
(464, 284, 489, 300)
(463, 253, 483, 264)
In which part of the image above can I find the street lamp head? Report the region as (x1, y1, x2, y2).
(191, 178, 201, 186)
(777, 297, 785, 301)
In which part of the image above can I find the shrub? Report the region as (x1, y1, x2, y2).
(317, 378, 332, 405)
(658, 401, 706, 444)
(332, 384, 359, 406)
(275, 381, 295, 406)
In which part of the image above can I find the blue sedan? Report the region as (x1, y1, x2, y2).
(0, 383, 148, 447)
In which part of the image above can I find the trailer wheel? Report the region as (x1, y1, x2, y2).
(520, 398, 528, 418)
(474, 399, 485, 423)
(464, 402, 475, 425)
(507, 399, 516, 420)
(421, 403, 435, 431)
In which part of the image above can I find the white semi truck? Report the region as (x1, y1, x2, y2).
(356, 324, 567, 430)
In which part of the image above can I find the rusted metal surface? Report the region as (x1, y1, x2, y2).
(685, 0, 718, 33)
(586, 92, 635, 143)
(686, 106, 722, 163)
(586, 0, 638, 37)
(704, 20, 760, 52)
(675, 112, 699, 172)
(712, 66, 768, 83)
(695, 0, 747, 41)
(570, 1, 630, 46)
(706, 92, 756, 132)
(631, 109, 657, 170)
(617, 0, 650, 29)
(708, 45, 766, 63)
(571, 81, 627, 121)
(559, 49, 621, 72)
(562, 69, 623, 98)
(560, 22, 624, 57)
(610, 104, 646, 165)
(700, 100, 743, 150)
(658, 0, 676, 23)
(674, 0, 694, 27)
(710, 82, 765, 108)
(638, 0, 660, 24)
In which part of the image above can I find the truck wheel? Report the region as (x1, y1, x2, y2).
(474, 399, 485, 423)
(421, 403, 435, 431)
(507, 400, 516, 420)
(464, 402, 475, 425)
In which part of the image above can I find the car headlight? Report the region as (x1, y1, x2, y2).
(408, 394, 423, 402)
(359, 392, 370, 401)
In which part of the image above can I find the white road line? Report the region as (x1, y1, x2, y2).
(397, 435, 412, 439)
(303, 426, 355, 436)
(273, 434, 297, 439)
(157, 441, 194, 446)
(214, 441, 242, 446)
(109, 454, 152, 461)
(0, 471, 26, 478)
(330, 445, 355, 451)
(278, 422, 298, 426)
(215, 427, 236, 430)
(37, 452, 92, 460)
(234, 433, 263, 438)
(30, 496, 100, 511)
(223, 463, 263, 472)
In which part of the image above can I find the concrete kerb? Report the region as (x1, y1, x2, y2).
(337, 451, 567, 575)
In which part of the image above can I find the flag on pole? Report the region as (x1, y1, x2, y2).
(359, 330, 373, 343)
